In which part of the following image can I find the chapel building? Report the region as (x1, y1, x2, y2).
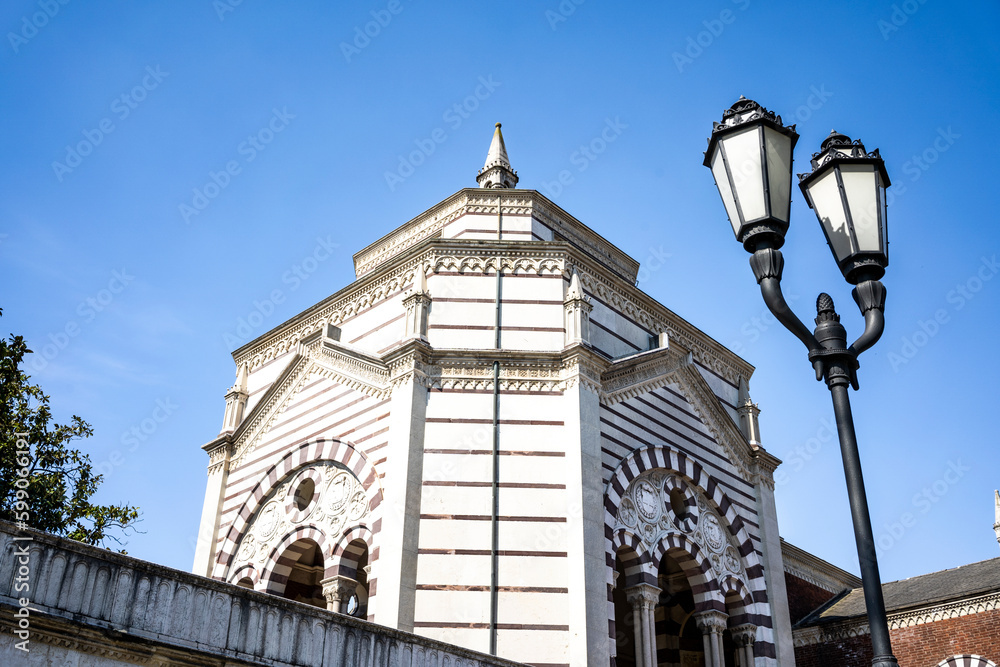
(192, 124, 797, 667)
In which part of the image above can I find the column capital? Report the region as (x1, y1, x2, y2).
(731, 623, 757, 646)
(624, 582, 661, 606)
(694, 609, 729, 634)
(320, 575, 358, 608)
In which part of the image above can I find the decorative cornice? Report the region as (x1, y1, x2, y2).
(781, 540, 862, 593)
(233, 236, 751, 388)
(793, 591, 1000, 645)
(568, 258, 753, 387)
(351, 188, 638, 282)
(600, 345, 688, 405)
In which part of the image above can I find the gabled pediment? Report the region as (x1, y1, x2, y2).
(228, 330, 393, 468)
(600, 343, 755, 482)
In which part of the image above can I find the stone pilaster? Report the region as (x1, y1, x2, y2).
(752, 449, 796, 666)
(192, 439, 230, 577)
(562, 346, 608, 666)
(375, 341, 429, 631)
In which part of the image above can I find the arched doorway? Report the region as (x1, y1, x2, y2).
(272, 538, 326, 609)
(656, 553, 703, 666)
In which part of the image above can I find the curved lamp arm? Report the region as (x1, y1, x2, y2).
(749, 248, 822, 355)
(848, 280, 887, 357)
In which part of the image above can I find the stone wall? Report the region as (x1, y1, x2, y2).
(0, 521, 524, 666)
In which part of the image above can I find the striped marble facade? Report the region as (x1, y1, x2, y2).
(193, 187, 795, 666)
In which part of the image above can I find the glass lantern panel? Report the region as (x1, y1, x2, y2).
(806, 169, 853, 263)
(764, 127, 793, 223)
(878, 172, 889, 259)
(722, 126, 767, 222)
(710, 145, 741, 236)
(840, 163, 881, 253)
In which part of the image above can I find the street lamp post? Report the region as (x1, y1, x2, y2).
(704, 97, 899, 667)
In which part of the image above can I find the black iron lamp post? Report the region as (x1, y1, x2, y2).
(704, 97, 899, 667)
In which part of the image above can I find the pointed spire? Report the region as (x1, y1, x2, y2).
(484, 123, 510, 170)
(477, 122, 519, 188)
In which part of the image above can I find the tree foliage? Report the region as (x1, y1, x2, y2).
(0, 308, 140, 548)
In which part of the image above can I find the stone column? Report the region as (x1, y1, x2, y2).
(732, 624, 757, 667)
(625, 583, 661, 667)
(321, 575, 359, 614)
(694, 610, 728, 667)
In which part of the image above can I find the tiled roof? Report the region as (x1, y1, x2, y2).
(796, 557, 1000, 627)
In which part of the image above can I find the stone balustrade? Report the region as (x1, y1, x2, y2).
(0, 521, 524, 666)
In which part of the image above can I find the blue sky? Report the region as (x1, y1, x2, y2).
(2, 1, 998, 583)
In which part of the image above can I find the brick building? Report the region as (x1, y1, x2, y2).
(783, 496, 1000, 667)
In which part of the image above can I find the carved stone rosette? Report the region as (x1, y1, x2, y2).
(229, 461, 368, 582)
(614, 471, 749, 588)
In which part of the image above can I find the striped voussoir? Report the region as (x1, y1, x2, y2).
(261, 525, 331, 594)
(228, 563, 260, 587)
(330, 524, 374, 580)
(937, 658, 998, 667)
(211, 437, 383, 582)
(604, 444, 774, 661)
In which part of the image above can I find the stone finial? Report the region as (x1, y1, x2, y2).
(564, 271, 592, 346)
(994, 490, 1000, 550)
(736, 377, 761, 446)
(221, 363, 250, 434)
